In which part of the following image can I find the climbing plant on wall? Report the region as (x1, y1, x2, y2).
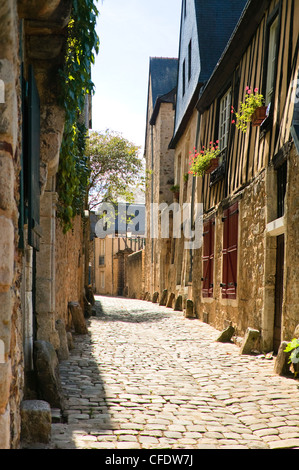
(57, 0, 99, 232)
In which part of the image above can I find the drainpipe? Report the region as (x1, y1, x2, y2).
(150, 124, 154, 295)
(189, 109, 201, 282)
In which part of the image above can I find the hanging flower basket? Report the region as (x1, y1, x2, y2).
(251, 106, 267, 126)
(189, 141, 220, 177)
(205, 157, 219, 174)
(231, 87, 265, 133)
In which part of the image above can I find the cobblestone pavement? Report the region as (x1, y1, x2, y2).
(49, 295, 299, 450)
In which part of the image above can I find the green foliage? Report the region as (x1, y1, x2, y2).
(232, 87, 264, 133)
(189, 142, 220, 177)
(87, 130, 144, 210)
(57, 0, 99, 232)
(170, 184, 180, 193)
(284, 338, 299, 377)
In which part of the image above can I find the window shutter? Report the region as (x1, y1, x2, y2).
(221, 208, 229, 298)
(26, 65, 41, 251)
(222, 203, 238, 299)
(202, 218, 214, 298)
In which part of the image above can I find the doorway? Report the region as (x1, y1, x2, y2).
(273, 234, 284, 353)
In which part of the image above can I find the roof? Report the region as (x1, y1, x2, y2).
(149, 57, 178, 109)
(196, 0, 272, 112)
(194, 0, 248, 83)
(170, 0, 247, 148)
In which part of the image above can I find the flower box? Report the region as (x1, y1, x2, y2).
(205, 157, 219, 174)
(251, 106, 267, 126)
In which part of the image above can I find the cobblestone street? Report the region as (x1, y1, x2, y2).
(49, 295, 299, 450)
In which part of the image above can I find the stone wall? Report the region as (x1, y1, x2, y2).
(282, 144, 299, 340)
(0, 0, 24, 449)
(126, 250, 145, 299)
(196, 172, 266, 339)
(55, 215, 85, 329)
(144, 99, 176, 299)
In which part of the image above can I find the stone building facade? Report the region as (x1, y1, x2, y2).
(143, 57, 178, 299)
(0, 0, 90, 448)
(136, 0, 299, 357)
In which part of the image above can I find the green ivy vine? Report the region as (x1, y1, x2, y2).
(57, 0, 99, 232)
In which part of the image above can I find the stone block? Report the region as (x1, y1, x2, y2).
(34, 340, 65, 409)
(174, 295, 183, 312)
(55, 319, 69, 361)
(68, 301, 88, 334)
(152, 292, 159, 303)
(21, 400, 51, 444)
(239, 328, 260, 355)
(217, 325, 235, 343)
(67, 332, 74, 350)
(185, 299, 195, 319)
(274, 341, 292, 376)
(159, 289, 168, 306)
(0, 216, 14, 290)
(166, 292, 175, 308)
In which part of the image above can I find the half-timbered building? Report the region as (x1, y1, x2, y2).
(186, 0, 299, 351)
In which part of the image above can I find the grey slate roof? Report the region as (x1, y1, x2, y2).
(149, 57, 178, 109)
(194, 0, 248, 83)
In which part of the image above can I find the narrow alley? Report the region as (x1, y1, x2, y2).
(45, 295, 299, 450)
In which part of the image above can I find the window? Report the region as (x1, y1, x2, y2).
(221, 202, 238, 299)
(202, 218, 215, 298)
(101, 272, 105, 289)
(219, 88, 231, 150)
(188, 40, 192, 82)
(265, 16, 279, 105)
(277, 160, 287, 218)
(182, 59, 186, 96)
(99, 239, 105, 265)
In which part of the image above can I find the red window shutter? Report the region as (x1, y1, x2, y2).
(222, 203, 238, 299)
(202, 218, 214, 298)
(222, 208, 229, 298)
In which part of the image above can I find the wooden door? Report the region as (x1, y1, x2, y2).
(273, 234, 284, 353)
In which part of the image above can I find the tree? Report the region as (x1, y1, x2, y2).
(86, 129, 145, 210)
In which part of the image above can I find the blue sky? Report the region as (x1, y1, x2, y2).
(91, 0, 182, 155)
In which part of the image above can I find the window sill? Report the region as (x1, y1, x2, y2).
(266, 216, 285, 237)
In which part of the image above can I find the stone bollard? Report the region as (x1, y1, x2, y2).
(152, 292, 159, 303)
(159, 289, 168, 306)
(239, 328, 260, 355)
(68, 301, 88, 334)
(34, 340, 65, 410)
(21, 400, 51, 444)
(67, 332, 74, 350)
(174, 295, 183, 312)
(217, 325, 235, 343)
(166, 293, 175, 308)
(185, 299, 195, 319)
(274, 341, 292, 376)
(55, 319, 69, 361)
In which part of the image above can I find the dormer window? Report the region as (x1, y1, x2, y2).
(182, 59, 186, 96)
(183, 0, 187, 19)
(188, 40, 192, 82)
(219, 88, 231, 150)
